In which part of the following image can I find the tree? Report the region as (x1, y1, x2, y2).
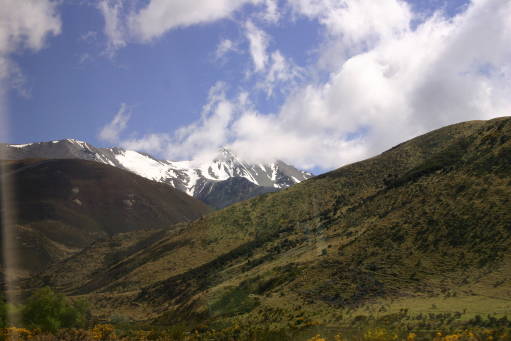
(21, 287, 89, 332)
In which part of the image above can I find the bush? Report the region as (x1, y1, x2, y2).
(0, 297, 22, 329)
(21, 287, 89, 332)
(0, 300, 7, 329)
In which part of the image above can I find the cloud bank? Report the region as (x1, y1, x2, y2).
(101, 0, 511, 171)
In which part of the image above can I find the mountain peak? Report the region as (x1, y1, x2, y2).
(215, 146, 239, 161)
(1, 139, 313, 204)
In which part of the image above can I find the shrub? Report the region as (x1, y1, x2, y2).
(363, 328, 398, 341)
(21, 287, 89, 332)
(91, 324, 116, 341)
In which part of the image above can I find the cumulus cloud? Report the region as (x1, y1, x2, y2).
(0, 0, 61, 55)
(0, 0, 60, 92)
(289, 0, 411, 41)
(111, 0, 511, 171)
(288, 0, 412, 70)
(99, 103, 131, 144)
(229, 110, 369, 168)
(259, 0, 511, 168)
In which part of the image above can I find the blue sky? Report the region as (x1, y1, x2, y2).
(7, 1, 320, 144)
(2, 0, 510, 172)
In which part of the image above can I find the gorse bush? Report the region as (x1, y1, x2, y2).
(21, 287, 89, 332)
(0, 327, 32, 340)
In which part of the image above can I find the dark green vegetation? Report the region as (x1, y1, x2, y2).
(17, 117, 511, 334)
(0, 159, 210, 274)
(21, 287, 89, 332)
(0, 287, 88, 331)
(2, 291, 511, 341)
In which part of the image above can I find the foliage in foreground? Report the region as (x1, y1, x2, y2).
(1, 325, 511, 341)
(0, 287, 89, 332)
(0, 313, 510, 341)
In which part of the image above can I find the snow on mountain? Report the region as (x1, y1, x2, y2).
(0, 139, 313, 198)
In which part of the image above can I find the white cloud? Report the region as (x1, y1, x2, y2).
(96, 0, 282, 59)
(260, 0, 280, 23)
(290, 0, 411, 40)
(263, 0, 511, 168)
(98, 0, 267, 54)
(243, 21, 303, 97)
(121, 133, 169, 155)
(245, 20, 269, 72)
(98, 0, 126, 56)
(215, 39, 238, 60)
(129, 0, 259, 42)
(99, 103, 131, 144)
(243, 20, 303, 97)
(0, 0, 60, 90)
(120, 82, 240, 163)
(108, 0, 511, 172)
(0, 0, 61, 55)
(259, 50, 303, 97)
(228, 111, 368, 168)
(288, 0, 412, 70)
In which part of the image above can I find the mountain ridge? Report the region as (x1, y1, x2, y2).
(0, 139, 312, 207)
(0, 158, 211, 276)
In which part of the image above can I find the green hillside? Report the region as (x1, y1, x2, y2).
(28, 117, 511, 332)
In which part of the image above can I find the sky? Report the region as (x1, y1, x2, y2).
(0, 0, 510, 173)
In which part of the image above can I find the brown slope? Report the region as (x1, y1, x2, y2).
(0, 158, 211, 275)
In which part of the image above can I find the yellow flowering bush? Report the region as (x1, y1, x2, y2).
(91, 324, 116, 341)
(0, 327, 32, 340)
(407, 332, 417, 341)
(363, 328, 398, 341)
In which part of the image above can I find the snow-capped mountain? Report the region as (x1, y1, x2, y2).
(0, 139, 312, 206)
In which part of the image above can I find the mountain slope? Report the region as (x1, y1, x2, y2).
(30, 117, 511, 326)
(194, 177, 277, 209)
(0, 159, 210, 275)
(0, 141, 312, 208)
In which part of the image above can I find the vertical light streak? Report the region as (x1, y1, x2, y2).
(0, 83, 20, 327)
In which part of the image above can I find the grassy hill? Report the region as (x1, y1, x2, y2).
(0, 159, 211, 275)
(27, 118, 511, 331)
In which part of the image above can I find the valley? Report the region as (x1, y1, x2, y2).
(3, 117, 508, 339)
